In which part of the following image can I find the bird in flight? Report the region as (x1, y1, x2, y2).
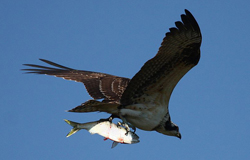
(23, 9, 202, 139)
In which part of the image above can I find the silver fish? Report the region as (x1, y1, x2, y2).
(64, 119, 139, 148)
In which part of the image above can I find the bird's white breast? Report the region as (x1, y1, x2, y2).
(120, 103, 167, 131)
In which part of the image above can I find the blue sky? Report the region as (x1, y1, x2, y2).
(1, 0, 250, 159)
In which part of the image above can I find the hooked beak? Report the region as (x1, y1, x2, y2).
(177, 133, 181, 139)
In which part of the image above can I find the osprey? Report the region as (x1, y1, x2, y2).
(23, 9, 202, 139)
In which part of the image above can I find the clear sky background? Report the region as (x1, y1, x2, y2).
(1, 0, 250, 159)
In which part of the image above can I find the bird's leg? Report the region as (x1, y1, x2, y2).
(119, 113, 130, 131)
(122, 122, 136, 135)
(119, 112, 137, 134)
(127, 124, 136, 133)
(118, 108, 139, 133)
(115, 120, 133, 136)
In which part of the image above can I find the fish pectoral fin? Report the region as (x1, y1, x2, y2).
(111, 142, 119, 148)
(104, 138, 108, 141)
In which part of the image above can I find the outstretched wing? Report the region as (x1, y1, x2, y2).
(120, 9, 202, 106)
(22, 59, 130, 103)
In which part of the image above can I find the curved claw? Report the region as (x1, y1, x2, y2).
(116, 121, 122, 127)
(131, 126, 136, 133)
(119, 112, 137, 134)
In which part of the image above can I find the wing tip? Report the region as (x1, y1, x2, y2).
(183, 9, 201, 34)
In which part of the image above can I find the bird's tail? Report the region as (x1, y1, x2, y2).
(64, 119, 81, 137)
(67, 100, 119, 115)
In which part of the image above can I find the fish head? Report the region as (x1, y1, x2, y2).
(123, 131, 140, 144)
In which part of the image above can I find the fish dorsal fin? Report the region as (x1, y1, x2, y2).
(111, 142, 119, 148)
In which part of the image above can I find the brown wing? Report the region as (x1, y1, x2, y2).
(22, 59, 130, 103)
(120, 9, 202, 106)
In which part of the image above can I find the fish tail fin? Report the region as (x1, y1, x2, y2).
(64, 119, 81, 137)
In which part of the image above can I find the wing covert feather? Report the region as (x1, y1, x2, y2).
(23, 59, 130, 102)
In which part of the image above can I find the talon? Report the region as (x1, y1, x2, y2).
(119, 111, 137, 133)
(116, 121, 122, 127)
(124, 123, 131, 132)
(125, 131, 129, 136)
(131, 125, 136, 133)
(121, 121, 136, 133)
(108, 116, 113, 122)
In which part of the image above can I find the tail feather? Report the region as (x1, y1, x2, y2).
(64, 119, 81, 137)
(68, 100, 119, 115)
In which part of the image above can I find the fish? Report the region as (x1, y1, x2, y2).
(64, 119, 140, 148)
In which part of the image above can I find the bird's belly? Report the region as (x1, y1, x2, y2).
(126, 116, 161, 131)
(120, 104, 166, 131)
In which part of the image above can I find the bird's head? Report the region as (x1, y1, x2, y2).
(155, 121, 181, 139)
